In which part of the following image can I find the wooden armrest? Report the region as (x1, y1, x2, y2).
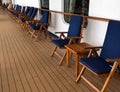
(55, 32, 68, 34)
(85, 46, 102, 49)
(20, 14, 29, 19)
(26, 20, 38, 24)
(19, 13, 26, 17)
(106, 58, 120, 62)
(65, 36, 82, 39)
(37, 22, 48, 26)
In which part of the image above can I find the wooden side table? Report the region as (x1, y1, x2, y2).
(65, 42, 92, 76)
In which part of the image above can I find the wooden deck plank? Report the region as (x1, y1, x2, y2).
(0, 32, 3, 92)
(15, 34, 65, 92)
(3, 30, 17, 92)
(0, 28, 10, 92)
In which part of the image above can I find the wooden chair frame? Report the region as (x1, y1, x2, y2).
(27, 10, 50, 41)
(76, 46, 120, 92)
(51, 15, 85, 65)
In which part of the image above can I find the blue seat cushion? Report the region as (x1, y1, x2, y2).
(51, 39, 69, 48)
(29, 24, 40, 30)
(80, 57, 113, 74)
(20, 18, 26, 22)
(48, 31, 59, 39)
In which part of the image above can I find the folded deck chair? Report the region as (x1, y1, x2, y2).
(51, 15, 83, 65)
(27, 10, 49, 40)
(76, 20, 120, 92)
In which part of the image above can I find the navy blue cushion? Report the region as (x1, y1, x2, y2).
(29, 8, 38, 20)
(100, 20, 120, 59)
(39, 11, 49, 23)
(29, 11, 48, 30)
(20, 18, 26, 22)
(21, 6, 25, 14)
(80, 57, 113, 74)
(29, 24, 40, 30)
(51, 15, 83, 48)
(27, 7, 34, 17)
(52, 39, 69, 48)
(24, 7, 30, 14)
(67, 16, 82, 37)
(48, 31, 59, 39)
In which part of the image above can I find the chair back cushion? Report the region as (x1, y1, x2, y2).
(30, 8, 38, 20)
(21, 6, 25, 14)
(24, 7, 30, 14)
(28, 7, 34, 17)
(100, 20, 120, 59)
(67, 16, 83, 37)
(39, 11, 49, 24)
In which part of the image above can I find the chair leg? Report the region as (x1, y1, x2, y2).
(76, 66, 86, 83)
(101, 62, 119, 92)
(31, 30, 36, 38)
(51, 46, 57, 57)
(59, 51, 67, 65)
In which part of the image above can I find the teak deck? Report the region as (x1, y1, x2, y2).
(0, 7, 120, 92)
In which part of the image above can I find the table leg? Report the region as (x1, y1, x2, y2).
(66, 50, 70, 67)
(76, 55, 79, 76)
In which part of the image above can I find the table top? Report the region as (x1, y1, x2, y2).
(65, 42, 92, 55)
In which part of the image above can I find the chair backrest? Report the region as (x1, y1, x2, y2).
(29, 8, 38, 20)
(15, 5, 19, 11)
(67, 16, 83, 37)
(27, 7, 34, 17)
(24, 6, 30, 14)
(100, 20, 120, 59)
(39, 11, 49, 24)
(21, 6, 25, 14)
(18, 6, 21, 12)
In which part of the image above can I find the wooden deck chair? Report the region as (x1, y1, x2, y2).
(12, 5, 21, 17)
(20, 7, 38, 29)
(17, 6, 30, 25)
(1, 3, 9, 10)
(27, 10, 49, 40)
(76, 20, 120, 92)
(16, 6, 25, 17)
(19, 6, 30, 17)
(8, 5, 21, 17)
(13, 6, 26, 22)
(51, 15, 84, 65)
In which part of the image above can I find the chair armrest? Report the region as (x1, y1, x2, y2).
(37, 22, 49, 26)
(18, 13, 26, 17)
(55, 32, 68, 34)
(84, 46, 102, 58)
(65, 36, 82, 39)
(85, 46, 102, 50)
(106, 58, 120, 62)
(26, 20, 38, 24)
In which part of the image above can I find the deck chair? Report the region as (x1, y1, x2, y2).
(19, 7, 34, 23)
(51, 15, 83, 65)
(18, 6, 30, 24)
(27, 10, 49, 40)
(76, 20, 120, 92)
(20, 7, 38, 29)
(8, 5, 21, 18)
(12, 5, 21, 17)
(19, 6, 30, 17)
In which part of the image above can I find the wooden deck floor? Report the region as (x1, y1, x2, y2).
(0, 7, 120, 92)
